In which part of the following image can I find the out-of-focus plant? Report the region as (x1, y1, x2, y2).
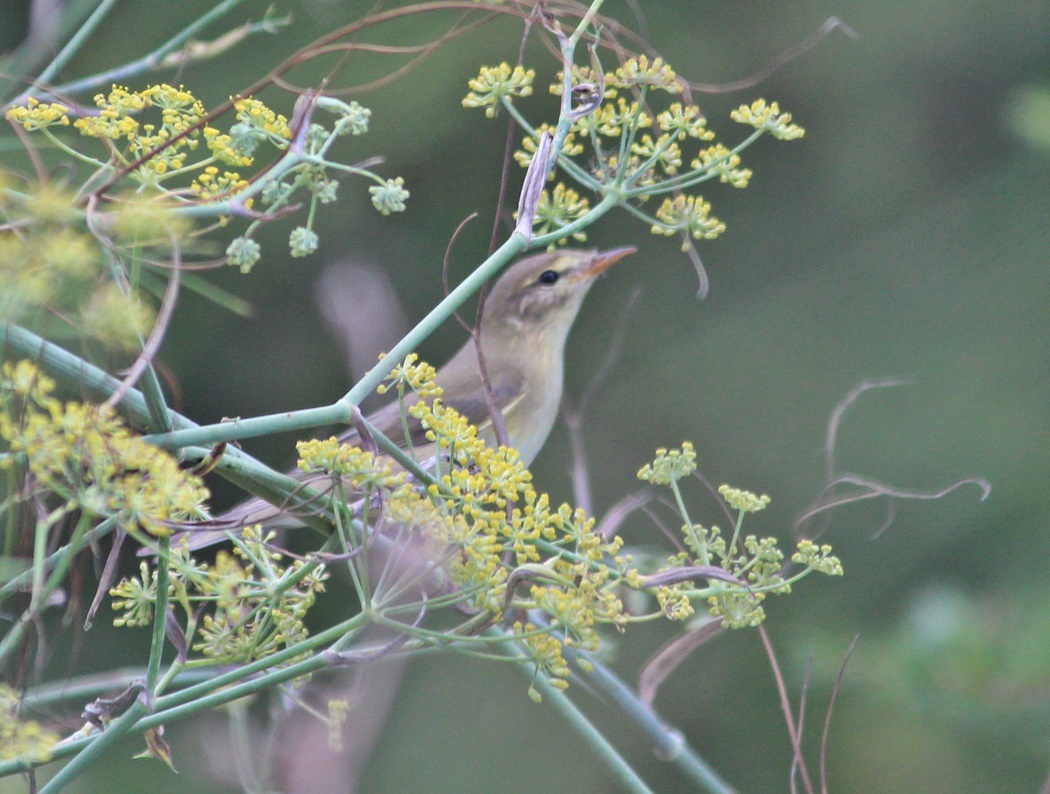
(0, 3, 854, 793)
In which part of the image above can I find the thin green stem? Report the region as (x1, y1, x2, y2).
(622, 127, 766, 199)
(567, 0, 606, 49)
(531, 191, 619, 247)
(142, 233, 529, 451)
(500, 98, 597, 189)
(498, 633, 655, 794)
(0, 505, 80, 666)
(23, 667, 216, 711)
(727, 509, 745, 561)
(38, 700, 149, 794)
(154, 614, 366, 713)
(8, 0, 258, 109)
(670, 479, 709, 566)
(615, 86, 648, 184)
(569, 645, 738, 794)
(146, 536, 171, 690)
(29, 0, 122, 95)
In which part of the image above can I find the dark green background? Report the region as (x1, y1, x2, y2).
(5, 1, 1049, 792)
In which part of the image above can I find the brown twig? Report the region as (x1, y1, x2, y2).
(759, 623, 814, 794)
(820, 635, 859, 794)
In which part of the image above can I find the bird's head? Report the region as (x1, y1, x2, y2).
(482, 246, 636, 339)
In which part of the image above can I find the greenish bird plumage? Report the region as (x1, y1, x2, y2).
(178, 246, 634, 545)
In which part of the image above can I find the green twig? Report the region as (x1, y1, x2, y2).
(141, 232, 530, 451)
(500, 634, 656, 794)
(38, 699, 149, 794)
(7, 0, 259, 108)
(19, 0, 122, 100)
(569, 645, 738, 794)
(146, 536, 171, 691)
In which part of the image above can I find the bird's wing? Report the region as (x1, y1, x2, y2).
(356, 367, 527, 446)
(443, 371, 526, 438)
(160, 371, 524, 552)
(345, 389, 427, 450)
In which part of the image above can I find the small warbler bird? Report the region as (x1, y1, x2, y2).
(179, 246, 635, 545)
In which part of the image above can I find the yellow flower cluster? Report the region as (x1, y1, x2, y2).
(110, 527, 329, 664)
(0, 360, 209, 536)
(1, 180, 100, 324)
(70, 85, 205, 175)
(731, 99, 806, 140)
(203, 126, 254, 167)
(376, 353, 442, 399)
(464, 53, 803, 249)
(657, 103, 713, 140)
(193, 545, 326, 663)
(630, 133, 682, 175)
(297, 436, 407, 492)
(0, 174, 195, 345)
(608, 56, 681, 92)
(462, 63, 535, 117)
(79, 282, 156, 351)
(5, 97, 70, 130)
(793, 539, 844, 576)
(637, 441, 697, 484)
(718, 484, 771, 514)
(0, 684, 58, 762)
(302, 358, 628, 692)
(5, 84, 291, 200)
(588, 98, 649, 137)
(233, 97, 291, 141)
(511, 122, 584, 169)
(692, 143, 752, 188)
(516, 621, 571, 702)
(190, 165, 249, 198)
(652, 195, 726, 243)
(638, 444, 843, 629)
(531, 183, 590, 244)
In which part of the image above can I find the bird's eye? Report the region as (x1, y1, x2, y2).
(538, 269, 559, 285)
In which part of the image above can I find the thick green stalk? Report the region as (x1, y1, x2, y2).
(0, 516, 116, 601)
(145, 536, 171, 691)
(0, 616, 373, 778)
(6, 0, 256, 108)
(30, 0, 121, 97)
(37, 700, 148, 793)
(523, 663, 655, 794)
(1, 0, 119, 105)
(141, 232, 529, 451)
(569, 646, 738, 794)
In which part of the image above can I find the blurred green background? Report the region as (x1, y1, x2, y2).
(4, 1, 1049, 792)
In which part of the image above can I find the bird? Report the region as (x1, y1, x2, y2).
(172, 245, 635, 549)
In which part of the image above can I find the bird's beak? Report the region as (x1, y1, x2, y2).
(582, 245, 637, 278)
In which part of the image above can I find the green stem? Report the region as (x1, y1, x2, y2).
(669, 479, 708, 566)
(531, 191, 619, 248)
(142, 233, 529, 451)
(27, 0, 122, 96)
(0, 323, 192, 431)
(137, 363, 173, 433)
(499, 633, 655, 794)
(622, 127, 766, 199)
(727, 509, 745, 561)
(38, 700, 149, 794)
(22, 667, 216, 711)
(0, 505, 80, 666)
(567, 0, 606, 49)
(568, 645, 738, 794)
(8, 0, 257, 108)
(146, 536, 171, 690)
(153, 613, 366, 713)
(500, 99, 597, 189)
